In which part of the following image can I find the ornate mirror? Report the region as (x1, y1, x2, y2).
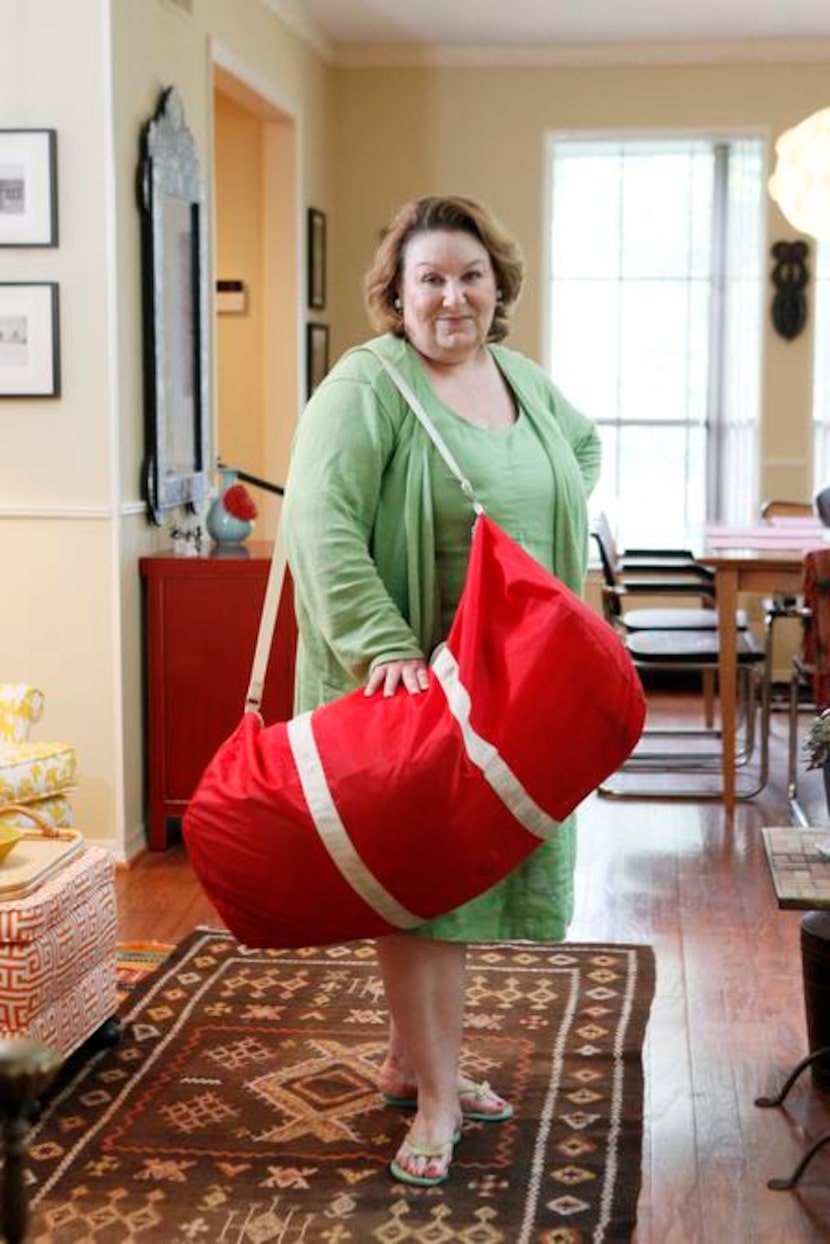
(138, 86, 211, 525)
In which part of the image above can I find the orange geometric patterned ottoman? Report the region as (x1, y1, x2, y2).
(0, 845, 118, 1058)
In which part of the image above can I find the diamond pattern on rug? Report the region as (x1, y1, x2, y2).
(249, 1037, 387, 1144)
(28, 931, 654, 1243)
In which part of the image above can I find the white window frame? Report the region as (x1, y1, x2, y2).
(543, 128, 767, 543)
(813, 239, 830, 494)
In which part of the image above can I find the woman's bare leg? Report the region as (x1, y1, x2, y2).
(375, 935, 466, 1178)
(377, 1013, 417, 1098)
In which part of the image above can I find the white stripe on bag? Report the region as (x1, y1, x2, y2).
(287, 712, 425, 929)
(431, 645, 559, 841)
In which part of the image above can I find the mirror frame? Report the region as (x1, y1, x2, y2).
(138, 86, 211, 525)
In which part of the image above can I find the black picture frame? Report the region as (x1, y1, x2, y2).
(306, 322, 329, 397)
(0, 282, 60, 397)
(307, 207, 326, 310)
(138, 86, 212, 526)
(215, 278, 247, 315)
(0, 129, 58, 247)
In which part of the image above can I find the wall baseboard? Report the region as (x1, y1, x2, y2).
(124, 822, 149, 864)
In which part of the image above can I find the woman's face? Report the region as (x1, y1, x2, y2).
(398, 229, 498, 365)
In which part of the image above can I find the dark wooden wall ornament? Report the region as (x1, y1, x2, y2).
(771, 239, 809, 340)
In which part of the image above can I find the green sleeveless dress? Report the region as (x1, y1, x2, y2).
(283, 334, 600, 945)
(407, 380, 576, 942)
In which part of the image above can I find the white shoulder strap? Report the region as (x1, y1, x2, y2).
(364, 345, 485, 516)
(245, 344, 485, 713)
(245, 519, 287, 713)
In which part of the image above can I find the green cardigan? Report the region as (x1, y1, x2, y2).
(282, 333, 601, 714)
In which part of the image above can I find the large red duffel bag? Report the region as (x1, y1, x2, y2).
(183, 514, 645, 949)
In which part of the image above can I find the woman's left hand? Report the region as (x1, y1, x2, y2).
(364, 658, 430, 698)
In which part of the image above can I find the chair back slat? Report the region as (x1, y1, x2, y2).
(591, 512, 619, 589)
(802, 548, 830, 709)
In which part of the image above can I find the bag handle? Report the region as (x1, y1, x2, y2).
(245, 522, 287, 713)
(245, 345, 485, 713)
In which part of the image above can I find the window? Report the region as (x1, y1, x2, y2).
(547, 135, 765, 545)
(813, 240, 830, 493)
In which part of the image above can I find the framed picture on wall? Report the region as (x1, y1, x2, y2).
(215, 278, 247, 315)
(306, 322, 329, 397)
(307, 207, 326, 310)
(0, 282, 60, 397)
(0, 130, 58, 246)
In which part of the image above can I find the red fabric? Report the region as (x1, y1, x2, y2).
(803, 547, 830, 709)
(183, 516, 646, 949)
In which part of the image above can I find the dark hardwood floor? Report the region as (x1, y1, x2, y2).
(115, 691, 830, 1243)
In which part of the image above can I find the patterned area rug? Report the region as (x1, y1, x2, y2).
(115, 941, 175, 1003)
(28, 929, 655, 1243)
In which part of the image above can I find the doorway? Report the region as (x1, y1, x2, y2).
(212, 61, 299, 539)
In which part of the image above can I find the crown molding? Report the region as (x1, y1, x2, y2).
(331, 38, 830, 70)
(263, 0, 334, 61)
(258, 4, 830, 71)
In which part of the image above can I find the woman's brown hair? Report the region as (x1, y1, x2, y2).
(364, 195, 525, 343)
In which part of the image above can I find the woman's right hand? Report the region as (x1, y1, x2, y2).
(364, 658, 430, 698)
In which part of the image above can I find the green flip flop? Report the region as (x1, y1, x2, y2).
(381, 1079, 513, 1122)
(389, 1130, 461, 1187)
(381, 1091, 418, 1109)
(458, 1079, 514, 1123)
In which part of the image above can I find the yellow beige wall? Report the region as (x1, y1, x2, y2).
(0, 0, 121, 845)
(214, 91, 266, 476)
(212, 74, 299, 536)
(1, 0, 327, 858)
(329, 57, 830, 507)
(262, 114, 300, 506)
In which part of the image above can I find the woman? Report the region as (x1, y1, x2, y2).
(282, 195, 601, 1186)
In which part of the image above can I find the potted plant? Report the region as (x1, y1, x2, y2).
(804, 707, 830, 810)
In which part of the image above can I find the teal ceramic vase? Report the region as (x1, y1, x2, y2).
(206, 468, 253, 546)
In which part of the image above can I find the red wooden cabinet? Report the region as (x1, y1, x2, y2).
(139, 543, 296, 850)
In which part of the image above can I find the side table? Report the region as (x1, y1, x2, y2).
(0, 844, 119, 1059)
(758, 826, 830, 1189)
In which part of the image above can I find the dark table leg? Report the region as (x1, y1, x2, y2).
(768, 1131, 830, 1190)
(756, 1044, 830, 1107)
(0, 1038, 62, 1243)
(758, 910, 830, 1190)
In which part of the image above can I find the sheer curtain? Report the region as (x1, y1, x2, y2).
(717, 139, 765, 526)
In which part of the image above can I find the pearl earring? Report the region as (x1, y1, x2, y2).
(496, 290, 504, 303)
(394, 297, 402, 311)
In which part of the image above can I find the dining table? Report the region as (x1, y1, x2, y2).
(698, 520, 827, 812)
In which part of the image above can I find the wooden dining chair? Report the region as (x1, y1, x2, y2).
(592, 513, 748, 733)
(598, 623, 767, 800)
(816, 485, 830, 527)
(760, 499, 814, 520)
(592, 517, 768, 799)
(758, 498, 817, 733)
(788, 547, 830, 825)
